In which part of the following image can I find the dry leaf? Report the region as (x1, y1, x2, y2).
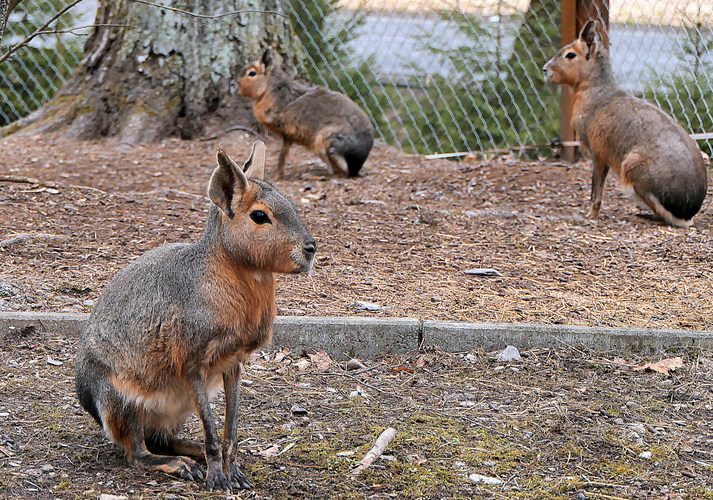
(274, 348, 292, 363)
(258, 444, 280, 458)
(295, 358, 311, 371)
(415, 355, 427, 368)
(632, 357, 684, 375)
(308, 350, 333, 371)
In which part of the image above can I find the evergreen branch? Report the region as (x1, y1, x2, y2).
(0, 0, 83, 66)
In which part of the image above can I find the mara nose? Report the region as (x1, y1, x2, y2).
(303, 239, 317, 256)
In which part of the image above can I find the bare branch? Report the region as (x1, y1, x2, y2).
(1, 0, 286, 64)
(199, 126, 268, 143)
(36, 23, 136, 37)
(0, 0, 83, 66)
(128, 0, 287, 20)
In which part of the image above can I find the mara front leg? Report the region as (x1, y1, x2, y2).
(189, 373, 231, 492)
(222, 364, 253, 489)
(277, 139, 292, 179)
(587, 156, 610, 219)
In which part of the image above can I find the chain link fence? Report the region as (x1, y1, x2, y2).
(0, 0, 86, 126)
(2, 0, 712, 156)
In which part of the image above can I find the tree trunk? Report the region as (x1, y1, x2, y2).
(0, 0, 22, 45)
(3, 0, 297, 143)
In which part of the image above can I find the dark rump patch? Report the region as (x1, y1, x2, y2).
(657, 183, 707, 221)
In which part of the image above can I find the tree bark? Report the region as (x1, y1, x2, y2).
(2, 0, 297, 143)
(0, 0, 22, 46)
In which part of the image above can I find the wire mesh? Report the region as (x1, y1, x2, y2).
(0, 0, 85, 126)
(1, 0, 712, 156)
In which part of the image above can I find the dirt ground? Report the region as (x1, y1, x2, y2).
(1, 133, 713, 499)
(1, 132, 713, 330)
(1, 328, 712, 499)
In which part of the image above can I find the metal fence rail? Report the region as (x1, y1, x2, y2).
(2, 0, 712, 156)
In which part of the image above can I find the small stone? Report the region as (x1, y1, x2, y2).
(40, 465, 54, 473)
(346, 359, 366, 371)
(496, 346, 521, 362)
(290, 405, 308, 416)
(463, 268, 503, 277)
(638, 451, 652, 459)
(281, 422, 296, 432)
(82, 299, 95, 307)
(469, 473, 503, 485)
(628, 423, 646, 435)
(464, 353, 477, 363)
(336, 451, 355, 457)
(380, 454, 396, 462)
(99, 495, 129, 500)
(0, 281, 17, 297)
(613, 418, 625, 425)
(626, 401, 641, 409)
(46, 357, 63, 367)
(353, 300, 382, 311)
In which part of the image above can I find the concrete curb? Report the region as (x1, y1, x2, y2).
(423, 321, 713, 356)
(1, 312, 712, 358)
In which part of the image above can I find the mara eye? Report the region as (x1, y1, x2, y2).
(565, 52, 577, 60)
(249, 210, 271, 225)
(247, 70, 257, 77)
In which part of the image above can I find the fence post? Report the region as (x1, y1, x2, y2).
(559, 0, 610, 162)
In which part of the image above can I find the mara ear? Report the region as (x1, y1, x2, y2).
(243, 140, 266, 180)
(208, 149, 249, 219)
(262, 48, 272, 68)
(579, 20, 600, 60)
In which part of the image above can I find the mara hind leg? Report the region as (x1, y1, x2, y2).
(276, 139, 292, 179)
(101, 388, 205, 482)
(641, 193, 692, 227)
(146, 434, 205, 462)
(324, 151, 349, 177)
(316, 150, 336, 176)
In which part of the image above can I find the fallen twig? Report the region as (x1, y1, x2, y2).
(295, 371, 403, 399)
(0, 233, 68, 248)
(0, 175, 61, 188)
(350, 427, 396, 476)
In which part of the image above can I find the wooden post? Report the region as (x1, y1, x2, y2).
(559, 0, 610, 162)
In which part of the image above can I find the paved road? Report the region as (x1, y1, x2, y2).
(348, 13, 713, 92)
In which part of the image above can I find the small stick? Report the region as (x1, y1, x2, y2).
(0, 175, 61, 188)
(350, 427, 396, 476)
